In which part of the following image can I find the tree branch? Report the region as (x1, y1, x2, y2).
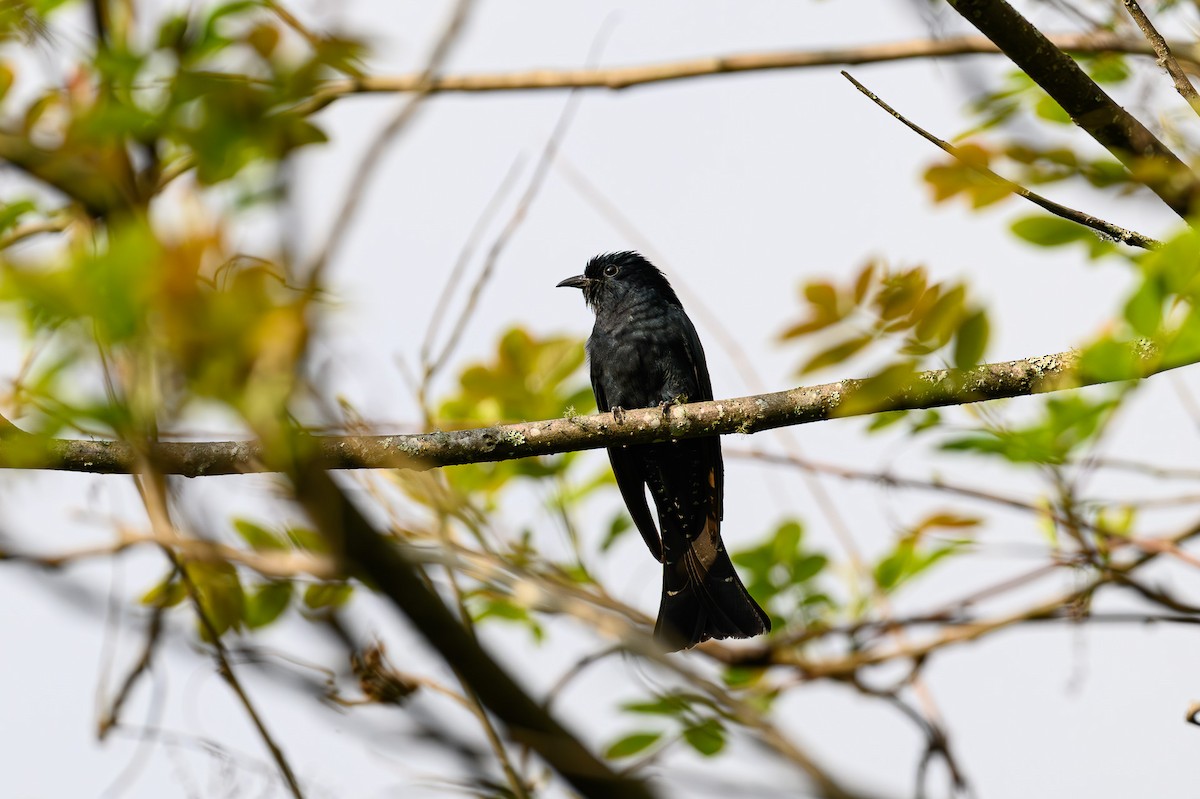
(1121, 0, 1200, 119)
(0, 344, 1170, 476)
(947, 0, 1197, 218)
(842, 71, 1161, 250)
(303, 32, 1187, 106)
(285, 459, 657, 799)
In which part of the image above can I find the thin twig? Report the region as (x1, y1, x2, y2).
(302, 0, 474, 289)
(431, 514, 531, 799)
(417, 153, 527, 411)
(134, 473, 307, 799)
(1122, 0, 1200, 119)
(98, 579, 171, 739)
(842, 71, 1161, 250)
(724, 520, 1200, 673)
(424, 22, 613, 382)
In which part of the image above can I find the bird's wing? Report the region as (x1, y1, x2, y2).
(592, 356, 663, 562)
(678, 314, 725, 521)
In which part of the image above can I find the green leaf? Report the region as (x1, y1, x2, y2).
(1034, 94, 1072, 124)
(600, 513, 632, 552)
(838, 360, 916, 417)
(141, 576, 187, 608)
(792, 553, 828, 582)
(866, 409, 907, 432)
(953, 310, 989, 369)
(1078, 337, 1141, 383)
(285, 526, 328, 552)
(1011, 215, 1087, 247)
(874, 538, 966, 593)
(623, 694, 694, 717)
(245, 581, 292, 628)
(303, 582, 353, 609)
(1124, 278, 1164, 337)
(683, 719, 726, 757)
(914, 285, 965, 346)
(234, 518, 286, 550)
(189, 561, 245, 640)
(1085, 54, 1131, 85)
(910, 409, 942, 433)
(604, 732, 662, 759)
(0, 200, 36, 235)
(1164, 307, 1200, 368)
(801, 334, 873, 374)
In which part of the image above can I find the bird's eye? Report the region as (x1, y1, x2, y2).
(603, 264, 619, 277)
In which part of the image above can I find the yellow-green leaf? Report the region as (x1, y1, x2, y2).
(605, 732, 662, 759)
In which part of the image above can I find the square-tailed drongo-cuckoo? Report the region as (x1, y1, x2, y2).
(558, 252, 770, 650)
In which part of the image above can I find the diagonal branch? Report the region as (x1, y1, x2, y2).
(284, 459, 657, 799)
(1121, 0, 1200, 119)
(947, 0, 1198, 218)
(0, 344, 1173, 476)
(842, 71, 1161, 250)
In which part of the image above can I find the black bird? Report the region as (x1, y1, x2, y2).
(557, 252, 770, 650)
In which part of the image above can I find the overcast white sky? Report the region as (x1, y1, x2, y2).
(5, 2, 1200, 797)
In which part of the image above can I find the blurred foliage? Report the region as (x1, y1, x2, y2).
(5, 0, 1200, 793)
(943, 394, 1119, 465)
(872, 512, 977, 593)
(607, 691, 733, 761)
(779, 261, 990, 417)
(733, 519, 832, 632)
(1, 215, 307, 435)
(412, 327, 600, 502)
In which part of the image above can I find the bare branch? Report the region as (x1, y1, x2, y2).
(1121, 0, 1200, 119)
(305, 32, 1186, 103)
(842, 71, 1161, 250)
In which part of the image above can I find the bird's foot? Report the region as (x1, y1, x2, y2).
(611, 405, 626, 423)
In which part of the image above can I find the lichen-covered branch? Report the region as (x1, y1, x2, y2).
(0, 346, 1167, 476)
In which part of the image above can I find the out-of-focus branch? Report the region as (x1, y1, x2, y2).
(303, 32, 1184, 106)
(283, 452, 656, 799)
(0, 345, 1168, 475)
(0, 217, 73, 250)
(715, 521, 1200, 673)
(842, 71, 1161, 250)
(0, 130, 132, 216)
(135, 473, 306, 799)
(947, 0, 1198, 218)
(302, 0, 473, 288)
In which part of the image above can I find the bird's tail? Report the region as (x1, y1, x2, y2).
(653, 519, 770, 651)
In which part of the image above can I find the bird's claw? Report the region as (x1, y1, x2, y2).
(612, 406, 626, 423)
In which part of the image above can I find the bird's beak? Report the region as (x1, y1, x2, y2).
(556, 274, 591, 290)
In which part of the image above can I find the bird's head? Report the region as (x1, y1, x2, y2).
(556, 251, 681, 312)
